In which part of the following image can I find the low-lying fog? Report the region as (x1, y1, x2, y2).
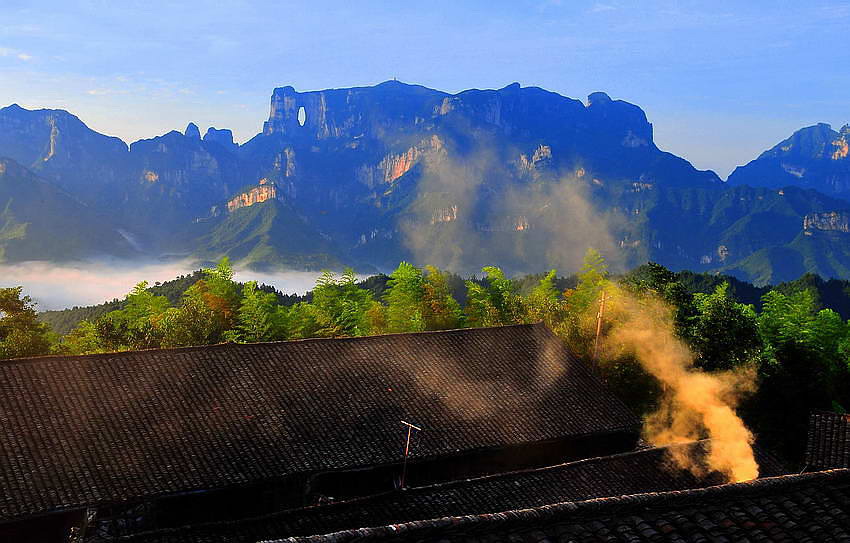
(0, 261, 329, 311)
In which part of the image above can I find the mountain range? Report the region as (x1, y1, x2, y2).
(2, 81, 850, 284)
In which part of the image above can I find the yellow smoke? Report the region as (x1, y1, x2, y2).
(600, 284, 759, 482)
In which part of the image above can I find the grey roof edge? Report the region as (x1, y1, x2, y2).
(0, 323, 551, 366)
(269, 469, 850, 543)
(108, 440, 773, 543)
(2, 425, 644, 526)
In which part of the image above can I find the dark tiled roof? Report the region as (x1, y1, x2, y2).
(109, 440, 788, 543)
(806, 410, 850, 469)
(274, 469, 850, 543)
(0, 323, 638, 521)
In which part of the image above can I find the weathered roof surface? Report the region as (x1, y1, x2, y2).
(112, 440, 788, 543)
(0, 323, 638, 521)
(273, 469, 850, 543)
(806, 410, 850, 470)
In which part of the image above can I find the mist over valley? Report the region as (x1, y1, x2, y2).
(0, 260, 330, 310)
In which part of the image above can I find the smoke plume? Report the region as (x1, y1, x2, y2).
(399, 141, 624, 276)
(601, 285, 759, 482)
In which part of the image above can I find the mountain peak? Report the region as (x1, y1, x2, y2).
(769, 123, 839, 157)
(184, 122, 201, 139)
(587, 92, 613, 106)
(727, 121, 850, 194)
(1, 103, 26, 114)
(203, 127, 236, 149)
(377, 79, 409, 87)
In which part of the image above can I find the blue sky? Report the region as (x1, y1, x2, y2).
(1, 0, 849, 178)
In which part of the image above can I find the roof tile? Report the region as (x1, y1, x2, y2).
(0, 324, 638, 520)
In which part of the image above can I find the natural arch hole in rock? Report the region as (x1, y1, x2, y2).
(297, 106, 306, 126)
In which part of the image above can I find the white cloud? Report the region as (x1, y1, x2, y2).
(590, 3, 616, 13)
(0, 47, 34, 61)
(86, 88, 111, 96)
(0, 47, 33, 60)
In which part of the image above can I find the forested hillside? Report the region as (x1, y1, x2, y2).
(39, 262, 850, 335)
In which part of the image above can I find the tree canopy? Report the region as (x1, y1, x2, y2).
(5, 251, 850, 466)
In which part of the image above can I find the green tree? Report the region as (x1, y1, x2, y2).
(758, 289, 848, 361)
(110, 281, 170, 350)
(235, 281, 287, 343)
(159, 290, 222, 348)
(205, 258, 239, 304)
(747, 288, 850, 462)
(421, 266, 463, 330)
(363, 300, 389, 335)
(61, 320, 104, 355)
(565, 248, 608, 314)
(558, 249, 610, 356)
(464, 266, 523, 327)
(0, 287, 52, 359)
(311, 269, 373, 337)
(157, 258, 241, 347)
(522, 269, 564, 326)
(383, 262, 426, 333)
(200, 257, 240, 332)
(287, 302, 321, 339)
(688, 283, 762, 371)
(621, 262, 696, 335)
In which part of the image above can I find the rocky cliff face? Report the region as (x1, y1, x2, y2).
(517, 144, 553, 178)
(833, 125, 850, 161)
(804, 211, 850, 234)
(126, 129, 244, 235)
(263, 81, 446, 139)
(377, 135, 444, 184)
(227, 181, 278, 212)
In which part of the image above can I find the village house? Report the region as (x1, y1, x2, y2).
(5, 324, 830, 542)
(1, 324, 645, 541)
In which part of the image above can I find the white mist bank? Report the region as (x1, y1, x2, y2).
(0, 260, 330, 311)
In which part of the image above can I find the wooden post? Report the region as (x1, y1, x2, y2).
(399, 420, 422, 489)
(593, 291, 606, 361)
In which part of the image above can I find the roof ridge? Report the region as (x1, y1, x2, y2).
(0, 322, 548, 366)
(96, 440, 714, 542)
(272, 469, 850, 542)
(394, 439, 710, 494)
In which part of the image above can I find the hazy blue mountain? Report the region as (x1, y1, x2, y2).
(189, 197, 349, 271)
(0, 105, 247, 246)
(236, 82, 722, 272)
(0, 104, 129, 203)
(123, 125, 246, 241)
(727, 123, 850, 199)
(0, 158, 138, 262)
(1, 82, 849, 282)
